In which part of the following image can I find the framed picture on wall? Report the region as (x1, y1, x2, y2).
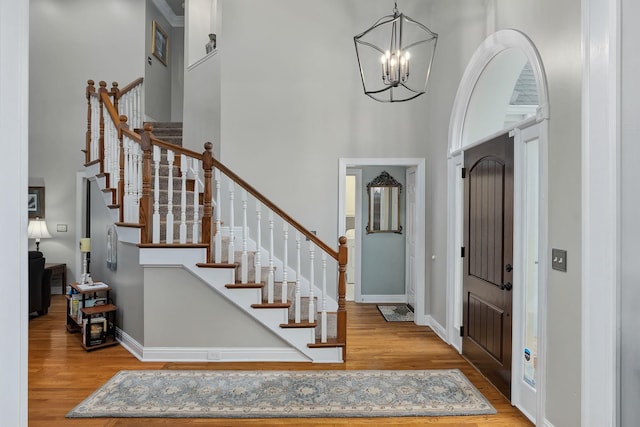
(28, 186, 45, 218)
(152, 20, 169, 66)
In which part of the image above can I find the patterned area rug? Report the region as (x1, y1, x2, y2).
(377, 304, 415, 322)
(67, 369, 496, 418)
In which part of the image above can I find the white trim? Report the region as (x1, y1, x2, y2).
(581, 0, 620, 425)
(447, 29, 550, 424)
(338, 158, 426, 325)
(152, 0, 185, 27)
(426, 315, 448, 344)
(446, 152, 463, 352)
(449, 29, 550, 155)
(186, 49, 217, 72)
(117, 328, 308, 362)
(345, 168, 363, 302)
(1, 0, 29, 424)
(359, 294, 407, 304)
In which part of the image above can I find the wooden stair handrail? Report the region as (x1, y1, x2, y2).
(88, 76, 348, 358)
(114, 77, 144, 99)
(202, 143, 341, 261)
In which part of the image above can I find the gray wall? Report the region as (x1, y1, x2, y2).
(183, 53, 221, 153)
(360, 166, 406, 296)
(29, 0, 146, 283)
(144, 267, 289, 347)
(218, 0, 488, 323)
(145, 0, 176, 122)
(89, 180, 145, 343)
(620, 0, 640, 422)
(494, 2, 583, 425)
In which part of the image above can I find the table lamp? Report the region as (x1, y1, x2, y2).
(79, 237, 93, 285)
(28, 217, 51, 252)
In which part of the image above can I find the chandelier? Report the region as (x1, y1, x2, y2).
(354, 2, 438, 102)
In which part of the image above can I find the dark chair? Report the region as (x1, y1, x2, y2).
(29, 251, 52, 316)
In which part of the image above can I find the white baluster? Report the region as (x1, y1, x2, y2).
(214, 169, 222, 263)
(241, 189, 248, 284)
(133, 142, 142, 222)
(282, 223, 289, 303)
(179, 154, 187, 243)
(227, 180, 235, 264)
(152, 146, 161, 243)
(191, 159, 200, 244)
(321, 253, 327, 343)
(295, 232, 301, 323)
(125, 137, 133, 222)
(122, 137, 130, 221)
(165, 150, 175, 243)
(308, 242, 315, 323)
(267, 211, 274, 304)
(91, 97, 100, 161)
(255, 201, 262, 283)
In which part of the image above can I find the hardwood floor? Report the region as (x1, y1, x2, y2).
(29, 295, 533, 426)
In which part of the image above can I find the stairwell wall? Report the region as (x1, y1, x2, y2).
(29, 0, 146, 285)
(88, 180, 145, 344)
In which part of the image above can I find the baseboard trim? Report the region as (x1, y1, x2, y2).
(426, 315, 448, 343)
(116, 327, 308, 362)
(359, 294, 407, 303)
(544, 419, 555, 427)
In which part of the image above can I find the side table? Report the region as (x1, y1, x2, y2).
(45, 263, 67, 295)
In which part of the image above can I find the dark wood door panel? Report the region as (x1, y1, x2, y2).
(469, 158, 505, 286)
(462, 132, 514, 400)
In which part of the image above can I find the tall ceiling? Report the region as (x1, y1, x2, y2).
(164, 0, 184, 17)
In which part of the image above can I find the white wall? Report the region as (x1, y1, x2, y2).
(0, 0, 29, 424)
(29, 0, 146, 283)
(620, 0, 640, 422)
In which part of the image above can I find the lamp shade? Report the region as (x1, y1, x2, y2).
(28, 217, 52, 240)
(79, 238, 91, 253)
(28, 217, 51, 252)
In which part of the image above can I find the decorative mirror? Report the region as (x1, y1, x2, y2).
(366, 171, 402, 234)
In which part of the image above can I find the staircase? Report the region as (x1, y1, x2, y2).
(84, 79, 347, 363)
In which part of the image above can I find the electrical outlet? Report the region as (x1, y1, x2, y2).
(552, 248, 567, 272)
(207, 351, 221, 360)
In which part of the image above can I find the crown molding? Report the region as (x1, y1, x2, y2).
(152, 0, 184, 28)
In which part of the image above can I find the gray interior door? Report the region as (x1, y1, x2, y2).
(462, 132, 514, 399)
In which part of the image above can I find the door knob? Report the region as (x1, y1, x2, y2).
(500, 282, 513, 291)
(505, 264, 513, 272)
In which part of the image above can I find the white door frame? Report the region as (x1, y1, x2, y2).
(346, 168, 362, 302)
(446, 29, 550, 424)
(405, 167, 417, 310)
(338, 158, 426, 324)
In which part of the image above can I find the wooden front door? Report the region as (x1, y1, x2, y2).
(462, 133, 514, 399)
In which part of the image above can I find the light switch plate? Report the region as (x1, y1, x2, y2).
(552, 248, 567, 272)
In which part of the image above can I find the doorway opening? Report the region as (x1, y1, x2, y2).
(338, 158, 426, 324)
(447, 29, 549, 423)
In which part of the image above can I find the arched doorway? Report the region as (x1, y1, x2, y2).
(446, 29, 549, 423)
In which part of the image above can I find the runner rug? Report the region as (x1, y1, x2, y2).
(67, 369, 496, 418)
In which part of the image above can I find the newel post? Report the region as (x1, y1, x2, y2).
(98, 81, 108, 176)
(111, 81, 120, 112)
(85, 80, 95, 165)
(202, 142, 214, 262)
(337, 235, 348, 361)
(139, 124, 154, 243)
(118, 115, 128, 223)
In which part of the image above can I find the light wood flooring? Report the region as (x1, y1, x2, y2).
(29, 295, 534, 426)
